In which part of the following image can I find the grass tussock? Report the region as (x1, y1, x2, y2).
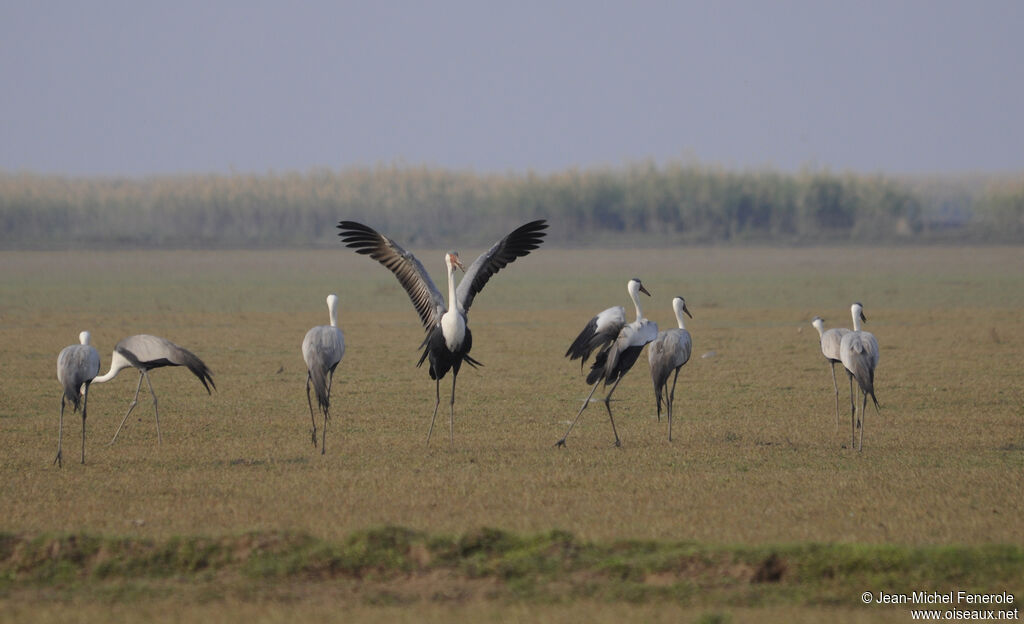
(2, 527, 1021, 608)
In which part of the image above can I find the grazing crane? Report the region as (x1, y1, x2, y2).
(337, 219, 548, 446)
(55, 331, 101, 467)
(302, 294, 346, 454)
(839, 302, 880, 451)
(648, 296, 693, 442)
(556, 278, 658, 448)
(92, 334, 215, 445)
(811, 315, 852, 430)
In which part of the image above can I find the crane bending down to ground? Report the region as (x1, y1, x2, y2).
(648, 296, 692, 442)
(557, 278, 658, 448)
(811, 315, 851, 431)
(302, 294, 346, 454)
(839, 302, 880, 451)
(55, 331, 101, 467)
(92, 334, 215, 445)
(337, 219, 548, 446)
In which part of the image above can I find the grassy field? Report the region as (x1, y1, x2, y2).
(1, 245, 1022, 622)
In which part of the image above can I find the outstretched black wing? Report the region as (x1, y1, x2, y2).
(337, 221, 447, 330)
(455, 219, 548, 314)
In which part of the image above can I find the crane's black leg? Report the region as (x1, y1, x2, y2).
(449, 371, 457, 447)
(858, 391, 867, 452)
(110, 370, 146, 445)
(602, 377, 625, 448)
(305, 372, 317, 447)
(81, 382, 89, 464)
(668, 367, 681, 442)
(321, 405, 328, 456)
(556, 380, 602, 447)
(830, 361, 840, 432)
(848, 374, 856, 449)
(322, 369, 334, 456)
(426, 377, 441, 446)
(143, 371, 161, 445)
(55, 396, 66, 468)
(655, 383, 662, 423)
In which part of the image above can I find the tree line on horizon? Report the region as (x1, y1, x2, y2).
(1, 163, 1021, 248)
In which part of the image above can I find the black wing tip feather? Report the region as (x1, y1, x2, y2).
(508, 219, 548, 250)
(336, 221, 383, 253)
(180, 349, 215, 394)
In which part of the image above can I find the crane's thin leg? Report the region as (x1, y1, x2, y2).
(829, 361, 840, 432)
(655, 383, 662, 423)
(426, 378, 441, 446)
(55, 396, 66, 468)
(80, 383, 89, 465)
(321, 405, 328, 456)
(668, 367, 681, 442)
(305, 372, 317, 447)
(602, 377, 625, 448)
(858, 391, 867, 452)
(321, 369, 334, 456)
(144, 371, 161, 445)
(555, 380, 602, 447)
(449, 371, 457, 447)
(848, 374, 856, 449)
(110, 371, 146, 445)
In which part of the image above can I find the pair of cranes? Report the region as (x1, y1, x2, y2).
(54, 333, 214, 466)
(557, 279, 693, 448)
(811, 303, 881, 451)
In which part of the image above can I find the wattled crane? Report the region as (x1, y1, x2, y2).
(557, 278, 658, 448)
(811, 315, 851, 430)
(92, 334, 214, 445)
(648, 296, 693, 441)
(839, 302, 880, 451)
(337, 219, 547, 446)
(302, 294, 346, 454)
(55, 331, 101, 467)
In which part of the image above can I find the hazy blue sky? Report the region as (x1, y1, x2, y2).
(2, 1, 1022, 177)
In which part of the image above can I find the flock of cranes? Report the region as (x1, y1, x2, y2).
(53, 218, 883, 466)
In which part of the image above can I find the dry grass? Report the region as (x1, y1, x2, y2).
(1, 245, 1022, 620)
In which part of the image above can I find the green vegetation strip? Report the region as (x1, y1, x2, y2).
(4, 167, 1022, 247)
(2, 527, 1021, 606)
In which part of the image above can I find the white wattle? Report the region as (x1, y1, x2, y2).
(629, 285, 644, 321)
(674, 302, 687, 330)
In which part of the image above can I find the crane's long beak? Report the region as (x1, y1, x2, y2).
(683, 303, 693, 318)
(450, 252, 465, 272)
(860, 311, 867, 323)
(639, 284, 651, 296)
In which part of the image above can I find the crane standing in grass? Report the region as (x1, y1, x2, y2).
(648, 296, 693, 442)
(839, 302, 880, 451)
(55, 331, 101, 467)
(337, 219, 548, 446)
(811, 315, 851, 431)
(557, 278, 658, 448)
(302, 294, 346, 454)
(92, 334, 215, 445)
